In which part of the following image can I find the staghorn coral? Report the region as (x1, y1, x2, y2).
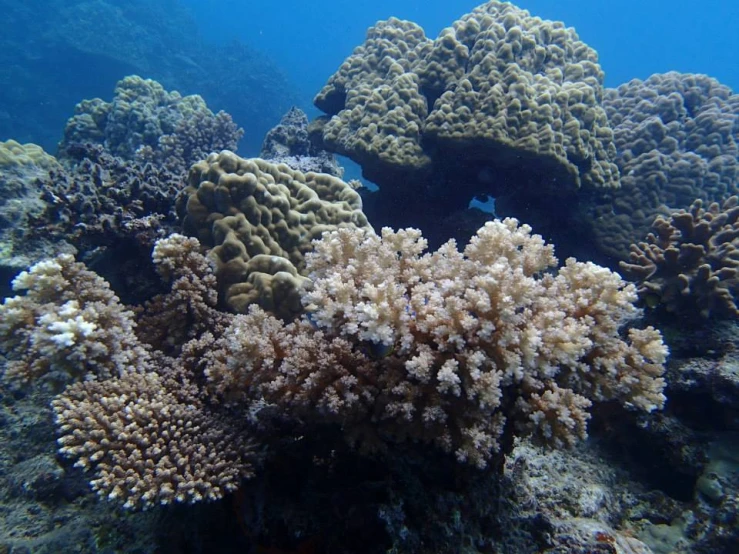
(0, 254, 151, 386)
(178, 151, 371, 319)
(582, 72, 739, 260)
(60, 75, 243, 172)
(204, 219, 667, 468)
(620, 196, 739, 320)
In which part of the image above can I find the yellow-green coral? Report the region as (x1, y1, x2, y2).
(178, 151, 371, 319)
(0, 140, 60, 171)
(314, 1, 619, 193)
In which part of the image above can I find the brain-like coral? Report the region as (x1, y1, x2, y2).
(315, 1, 619, 201)
(60, 75, 243, 171)
(0, 140, 61, 171)
(204, 219, 667, 468)
(418, 2, 619, 191)
(620, 196, 739, 320)
(582, 72, 739, 260)
(178, 151, 372, 319)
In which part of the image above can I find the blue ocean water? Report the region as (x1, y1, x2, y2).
(183, 0, 739, 109)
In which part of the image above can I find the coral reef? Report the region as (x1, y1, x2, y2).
(0, 234, 257, 511)
(260, 107, 343, 177)
(314, 1, 619, 247)
(178, 151, 371, 319)
(582, 72, 739, 260)
(204, 219, 667, 468)
(60, 76, 244, 173)
(620, 196, 739, 320)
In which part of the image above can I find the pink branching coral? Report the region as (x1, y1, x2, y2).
(204, 219, 667, 467)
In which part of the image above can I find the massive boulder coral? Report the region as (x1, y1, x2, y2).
(582, 72, 739, 260)
(59, 75, 244, 172)
(178, 151, 371, 319)
(313, 1, 619, 245)
(204, 219, 667, 468)
(620, 196, 739, 320)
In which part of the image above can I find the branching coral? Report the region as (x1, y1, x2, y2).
(0, 254, 152, 385)
(0, 235, 256, 510)
(53, 367, 254, 510)
(204, 219, 667, 468)
(620, 196, 739, 319)
(0, 220, 667, 508)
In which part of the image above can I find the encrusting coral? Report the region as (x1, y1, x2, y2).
(620, 196, 739, 319)
(204, 219, 667, 468)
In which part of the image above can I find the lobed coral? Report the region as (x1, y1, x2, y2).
(583, 72, 739, 260)
(620, 196, 739, 319)
(313, 1, 619, 250)
(178, 151, 371, 319)
(204, 219, 667, 468)
(418, 1, 619, 192)
(315, 2, 618, 191)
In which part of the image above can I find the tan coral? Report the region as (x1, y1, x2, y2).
(204, 219, 666, 468)
(178, 151, 371, 319)
(419, 1, 618, 192)
(314, 1, 619, 195)
(53, 368, 255, 510)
